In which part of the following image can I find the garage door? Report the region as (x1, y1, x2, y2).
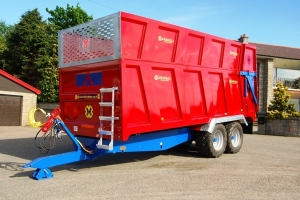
(0, 95, 22, 126)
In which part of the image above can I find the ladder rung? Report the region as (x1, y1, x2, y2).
(98, 86, 118, 151)
(100, 87, 118, 93)
(96, 144, 110, 150)
(99, 116, 119, 121)
(99, 102, 113, 106)
(98, 130, 112, 135)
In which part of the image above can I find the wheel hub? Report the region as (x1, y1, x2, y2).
(231, 128, 241, 147)
(213, 130, 223, 151)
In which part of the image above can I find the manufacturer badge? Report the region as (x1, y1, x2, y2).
(81, 37, 90, 51)
(85, 105, 93, 118)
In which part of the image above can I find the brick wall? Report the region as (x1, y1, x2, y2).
(257, 58, 274, 112)
(266, 118, 300, 137)
(257, 58, 274, 134)
(0, 91, 37, 126)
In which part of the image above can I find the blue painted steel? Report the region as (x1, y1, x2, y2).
(75, 72, 103, 87)
(240, 71, 258, 104)
(32, 168, 53, 180)
(90, 72, 103, 86)
(23, 119, 193, 180)
(22, 120, 102, 180)
(75, 74, 86, 87)
(110, 128, 193, 153)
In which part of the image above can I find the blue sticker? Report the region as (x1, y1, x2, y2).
(76, 74, 86, 87)
(86, 76, 92, 86)
(90, 72, 102, 86)
(76, 72, 103, 87)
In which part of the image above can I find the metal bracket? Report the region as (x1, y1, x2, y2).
(240, 71, 258, 105)
(32, 168, 53, 180)
(200, 114, 248, 133)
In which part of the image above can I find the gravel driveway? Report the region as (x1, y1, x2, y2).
(0, 126, 299, 200)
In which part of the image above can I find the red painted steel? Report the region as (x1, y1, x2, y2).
(59, 12, 258, 141)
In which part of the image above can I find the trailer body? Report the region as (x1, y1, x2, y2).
(59, 12, 257, 141)
(24, 12, 258, 180)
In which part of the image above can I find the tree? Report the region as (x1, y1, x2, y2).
(46, 3, 93, 30)
(0, 33, 5, 69)
(0, 20, 13, 70)
(5, 9, 46, 81)
(34, 24, 59, 102)
(267, 82, 300, 119)
(4, 9, 59, 102)
(4, 4, 93, 102)
(0, 20, 13, 36)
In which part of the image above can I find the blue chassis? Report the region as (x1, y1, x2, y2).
(23, 120, 193, 180)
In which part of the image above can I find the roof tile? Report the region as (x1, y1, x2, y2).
(250, 42, 300, 60)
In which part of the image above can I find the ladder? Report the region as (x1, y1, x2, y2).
(96, 87, 119, 150)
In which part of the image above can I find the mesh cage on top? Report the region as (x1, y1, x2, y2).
(58, 12, 121, 68)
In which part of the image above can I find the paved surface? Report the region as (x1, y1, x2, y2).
(0, 126, 299, 200)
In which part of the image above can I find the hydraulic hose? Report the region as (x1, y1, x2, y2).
(33, 108, 94, 155)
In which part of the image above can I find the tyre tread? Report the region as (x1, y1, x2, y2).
(225, 122, 243, 154)
(195, 124, 227, 158)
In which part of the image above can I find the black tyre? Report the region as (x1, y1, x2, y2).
(225, 122, 243, 154)
(195, 124, 227, 158)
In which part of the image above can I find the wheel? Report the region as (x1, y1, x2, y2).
(195, 124, 227, 158)
(225, 122, 243, 154)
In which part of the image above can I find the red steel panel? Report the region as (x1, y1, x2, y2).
(208, 73, 227, 115)
(183, 70, 207, 118)
(185, 34, 204, 66)
(121, 18, 146, 59)
(124, 65, 149, 125)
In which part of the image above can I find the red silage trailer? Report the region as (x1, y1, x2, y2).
(24, 12, 258, 180)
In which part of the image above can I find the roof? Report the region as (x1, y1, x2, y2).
(0, 69, 41, 94)
(250, 42, 300, 60)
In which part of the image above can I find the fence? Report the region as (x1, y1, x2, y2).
(274, 78, 298, 88)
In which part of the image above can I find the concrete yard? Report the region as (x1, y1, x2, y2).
(0, 126, 299, 200)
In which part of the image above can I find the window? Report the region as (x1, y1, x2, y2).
(274, 68, 300, 89)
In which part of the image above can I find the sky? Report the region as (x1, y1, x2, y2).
(0, 0, 299, 48)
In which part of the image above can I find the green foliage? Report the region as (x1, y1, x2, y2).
(0, 34, 5, 52)
(267, 82, 300, 119)
(0, 34, 5, 69)
(3, 9, 59, 102)
(5, 9, 46, 80)
(37, 61, 59, 102)
(2, 4, 93, 102)
(0, 20, 13, 69)
(0, 20, 14, 36)
(46, 3, 93, 30)
(34, 24, 59, 102)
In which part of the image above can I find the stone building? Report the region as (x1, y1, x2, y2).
(0, 69, 41, 126)
(239, 35, 300, 133)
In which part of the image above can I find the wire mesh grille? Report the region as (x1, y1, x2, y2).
(58, 13, 121, 68)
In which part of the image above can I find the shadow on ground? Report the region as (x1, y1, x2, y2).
(0, 133, 199, 179)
